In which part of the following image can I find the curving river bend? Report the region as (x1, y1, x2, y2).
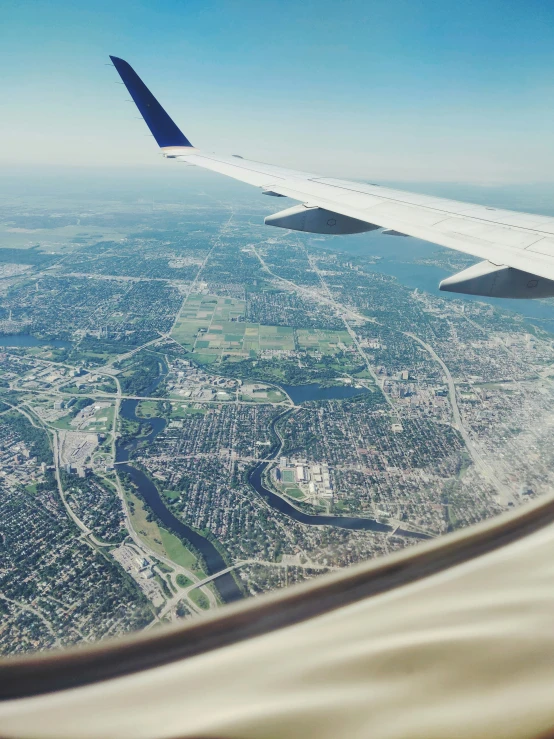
(116, 397, 244, 603)
(116, 376, 428, 604)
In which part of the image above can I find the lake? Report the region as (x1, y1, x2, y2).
(0, 334, 72, 349)
(312, 231, 554, 335)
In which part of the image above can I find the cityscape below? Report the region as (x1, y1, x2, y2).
(2, 173, 554, 655)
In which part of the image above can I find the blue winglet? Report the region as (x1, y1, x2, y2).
(110, 56, 192, 148)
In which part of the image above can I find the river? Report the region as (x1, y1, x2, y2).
(115, 359, 244, 603)
(116, 369, 428, 606)
(248, 410, 428, 540)
(116, 399, 244, 603)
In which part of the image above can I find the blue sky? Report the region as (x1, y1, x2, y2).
(2, 0, 554, 182)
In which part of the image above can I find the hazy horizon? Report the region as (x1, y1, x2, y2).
(2, 0, 554, 183)
(2, 166, 554, 220)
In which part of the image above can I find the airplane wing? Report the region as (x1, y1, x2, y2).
(110, 56, 554, 299)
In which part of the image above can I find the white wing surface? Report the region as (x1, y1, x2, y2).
(111, 56, 554, 298)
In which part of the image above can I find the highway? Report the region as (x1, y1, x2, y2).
(405, 332, 518, 507)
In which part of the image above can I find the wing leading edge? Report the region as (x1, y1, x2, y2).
(111, 56, 554, 299)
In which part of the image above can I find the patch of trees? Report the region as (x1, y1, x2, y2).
(3, 413, 52, 464)
(118, 354, 167, 397)
(218, 355, 344, 385)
